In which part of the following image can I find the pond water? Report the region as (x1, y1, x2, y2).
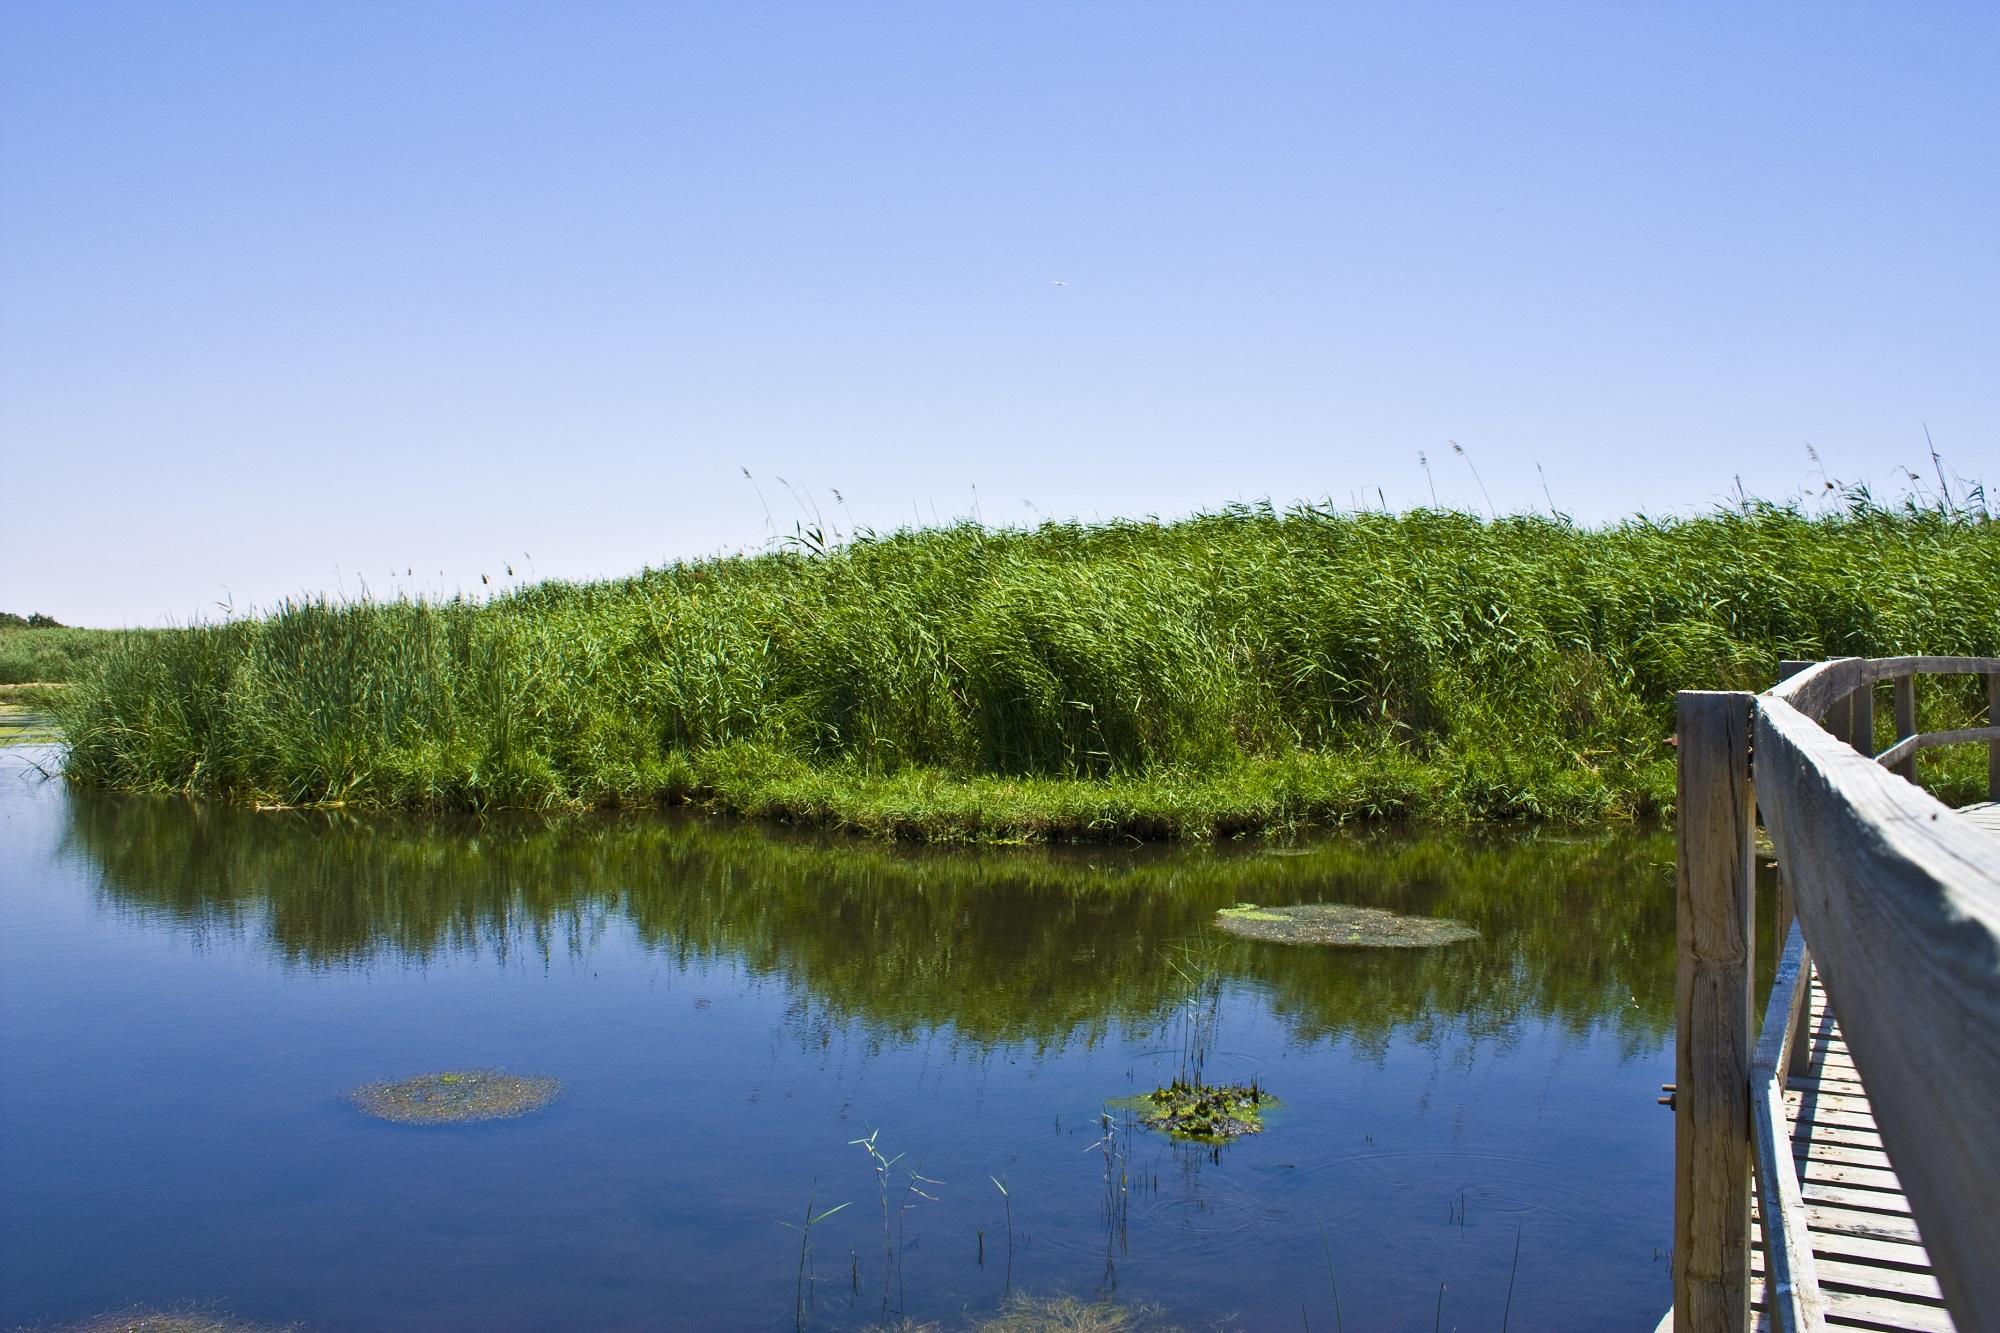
(0, 741, 1681, 1330)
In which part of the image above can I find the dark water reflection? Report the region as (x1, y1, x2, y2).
(2, 749, 1679, 1330)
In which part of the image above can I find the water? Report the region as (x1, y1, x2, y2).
(0, 743, 1679, 1330)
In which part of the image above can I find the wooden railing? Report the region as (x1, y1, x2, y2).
(1672, 656, 2000, 1332)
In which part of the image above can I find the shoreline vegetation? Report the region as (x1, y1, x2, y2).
(36, 498, 2000, 841)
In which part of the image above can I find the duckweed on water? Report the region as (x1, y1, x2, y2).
(346, 1070, 560, 1124)
(1214, 901, 1477, 947)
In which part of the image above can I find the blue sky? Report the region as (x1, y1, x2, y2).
(3, 2, 1995, 625)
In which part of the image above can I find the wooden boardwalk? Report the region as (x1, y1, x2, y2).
(1666, 657, 2000, 1332)
(1750, 974, 1954, 1332)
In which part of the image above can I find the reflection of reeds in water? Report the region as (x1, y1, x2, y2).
(66, 797, 1686, 1054)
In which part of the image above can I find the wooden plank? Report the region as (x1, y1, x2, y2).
(1676, 690, 1759, 1332)
(1755, 696, 2000, 1331)
(1758, 1224, 1933, 1276)
(1751, 923, 1825, 1331)
(1753, 1280, 1957, 1333)
(1800, 1136, 1888, 1168)
(1795, 1157, 1904, 1196)
(1798, 1179, 1917, 1219)
(1793, 1122, 1884, 1152)
(1799, 1202, 1926, 1247)
(1788, 1069, 1868, 1096)
(1806, 1288, 1953, 1333)
(1786, 1084, 1878, 1117)
(1754, 1247, 1946, 1304)
(1789, 1092, 1882, 1127)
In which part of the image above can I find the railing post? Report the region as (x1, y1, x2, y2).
(1823, 692, 1853, 763)
(1851, 681, 1874, 759)
(1987, 671, 1999, 801)
(1892, 673, 1918, 781)
(1675, 690, 1757, 1333)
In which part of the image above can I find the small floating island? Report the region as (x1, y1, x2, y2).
(346, 1070, 561, 1125)
(1123, 1079, 1275, 1143)
(1214, 902, 1477, 948)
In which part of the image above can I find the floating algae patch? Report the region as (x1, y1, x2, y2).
(346, 1070, 560, 1125)
(0, 703, 59, 745)
(42, 1308, 298, 1333)
(871, 1291, 1183, 1331)
(1115, 1079, 1275, 1143)
(1214, 902, 1476, 948)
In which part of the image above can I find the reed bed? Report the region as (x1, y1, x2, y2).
(55, 500, 1999, 838)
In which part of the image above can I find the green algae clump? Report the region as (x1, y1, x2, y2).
(1215, 901, 1476, 948)
(1133, 1079, 1273, 1143)
(346, 1069, 560, 1125)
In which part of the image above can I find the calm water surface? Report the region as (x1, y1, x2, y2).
(0, 743, 1680, 1330)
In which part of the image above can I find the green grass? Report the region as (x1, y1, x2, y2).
(0, 624, 147, 685)
(53, 498, 2000, 837)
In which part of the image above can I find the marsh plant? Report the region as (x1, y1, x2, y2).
(1163, 941, 1223, 1088)
(1133, 942, 1274, 1143)
(990, 1176, 1015, 1292)
(850, 1129, 942, 1317)
(53, 497, 2000, 839)
(1085, 1110, 1134, 1285)
(778, 1179, 849, 1332)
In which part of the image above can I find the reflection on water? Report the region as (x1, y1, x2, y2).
(2, 752, 1680, 1331)
(69, 796, 1676, 1054)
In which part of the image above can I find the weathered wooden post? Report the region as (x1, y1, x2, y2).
(1987, 671, 1999, 800)
(1851, 680, 1874, 759)
(1892, 673, 1918, 782)
(1674, 690, 1757, 1331)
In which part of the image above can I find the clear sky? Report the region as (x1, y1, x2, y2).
(3, 2, 1995, 626)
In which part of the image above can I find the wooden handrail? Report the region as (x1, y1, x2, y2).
(1754, 696, 2000, 1328)
(1772, 654, 2000, 799)
(1767, 655, 2000, 723)
(1749, 923, 1823, 1332)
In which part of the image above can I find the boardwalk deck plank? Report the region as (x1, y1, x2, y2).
(1747, 974, 1959, 1329)
(1956, 800, 2000, 837)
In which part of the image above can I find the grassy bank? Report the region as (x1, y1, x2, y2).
(55, 501, 1999, 838)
